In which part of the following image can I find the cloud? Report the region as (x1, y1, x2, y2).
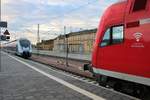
(2, 0, 119, 44)
(47, 0, 85, 6)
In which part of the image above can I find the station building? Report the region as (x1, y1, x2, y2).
(53, 29, 97, 54)
(37, 39, 54, 50)
(37, 29, 97, 54)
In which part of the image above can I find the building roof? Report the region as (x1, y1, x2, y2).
(69, 28, 97, 36)
(58, 28, 97, 39)
(38, 39, 54, 45)
(38, 28, 97, 44)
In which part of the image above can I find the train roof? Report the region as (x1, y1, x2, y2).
(18, 38, 30, 41)
(100, 1, 127, 27)
(4, 38, 30, 45)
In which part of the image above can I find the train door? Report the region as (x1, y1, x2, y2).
(97, 24, 125, 73)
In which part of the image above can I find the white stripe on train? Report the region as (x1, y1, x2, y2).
(93, 67, 150, 86)
(140, 18, 150, 25)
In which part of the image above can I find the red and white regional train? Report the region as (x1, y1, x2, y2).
(84, 0, 150, 98)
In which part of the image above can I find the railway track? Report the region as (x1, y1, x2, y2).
(39, 63, 140, 100)
(28, 56, 140, 100)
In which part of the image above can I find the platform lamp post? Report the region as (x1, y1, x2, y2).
(0, 0, 8, 72)
(0, 0, 2, 72)
(65, 34, 69, 67)
(64, 26, 69, 67)
(37, 24, 40, 56)
(0, 0, 1, 33)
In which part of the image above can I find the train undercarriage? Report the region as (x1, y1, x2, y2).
(84, 64, 150, 100)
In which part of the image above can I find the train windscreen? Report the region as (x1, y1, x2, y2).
(20, 39, 30, 48)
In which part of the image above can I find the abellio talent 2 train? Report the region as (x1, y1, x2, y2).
(4, 38, 32, 58)
(84, 0, 150, 98)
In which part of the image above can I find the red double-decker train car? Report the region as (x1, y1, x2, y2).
(84, 0, 150, 98)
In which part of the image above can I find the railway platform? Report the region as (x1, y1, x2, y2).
(32, 49, 91, 61)
(0, 51, 138, 100)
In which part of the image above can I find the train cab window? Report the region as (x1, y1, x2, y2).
(132, 0, 147, 12)
(20, 40, 30, 48)
(100, 25, 124, 47)
(100, 28, 110, 47)
(112, 26, 123, 44)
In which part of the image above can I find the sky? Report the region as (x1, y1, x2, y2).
(1, 0, 119, 44)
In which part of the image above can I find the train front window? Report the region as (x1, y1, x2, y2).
(100, 28, 111, 47)
(20, 40, 30, 48)
(100, 25, 124, 47)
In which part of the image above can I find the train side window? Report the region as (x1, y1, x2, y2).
(112, 26, 123, 44)
(100, 28, 111, 47)
(132, 0, 147, 12)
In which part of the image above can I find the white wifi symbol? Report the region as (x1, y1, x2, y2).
(133, 32, 143, 42)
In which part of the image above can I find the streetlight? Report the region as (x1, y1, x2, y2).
(37, 24, 40, 55)
(65, 34, 69, 67)
(0, 0, 2, 72)
(63, 26, 69, 67)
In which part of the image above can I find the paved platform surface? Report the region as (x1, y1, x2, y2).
(0, 51, 137, 100)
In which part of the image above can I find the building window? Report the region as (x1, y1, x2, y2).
(133, 0, 147, 12)
(100, 25, 124, 47)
